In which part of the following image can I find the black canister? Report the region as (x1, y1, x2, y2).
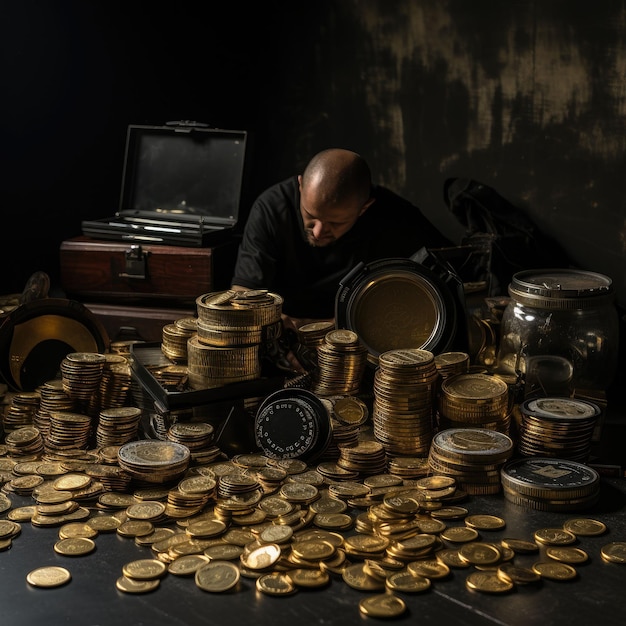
(495, 268, 619, 396)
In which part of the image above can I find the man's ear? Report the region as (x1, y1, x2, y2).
(359, 197, 376, 216)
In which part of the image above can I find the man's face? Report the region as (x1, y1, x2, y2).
(299, 178, 373, 247)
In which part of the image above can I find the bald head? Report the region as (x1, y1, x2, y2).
(301, 149, 372, 208)
(298, 149, 375, 247)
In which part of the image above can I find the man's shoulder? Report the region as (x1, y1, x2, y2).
(371, 184, 416, 209)
(255, 176, 299, 209)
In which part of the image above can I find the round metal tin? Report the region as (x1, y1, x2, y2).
(335, 258, 462, 365)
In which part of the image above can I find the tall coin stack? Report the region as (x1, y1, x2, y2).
(437, 372, 511, 434)
(372, 348, 439, 457)
(191, 289, 283, 390)
(310, 329, 369, 396)
(161, 317, 198, 364)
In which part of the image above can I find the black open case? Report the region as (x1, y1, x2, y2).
(81, 121, 248, 247)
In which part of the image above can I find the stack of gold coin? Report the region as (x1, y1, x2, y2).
(45, 411, 92, 453)
(297, 321, 336, 366)
(117, 440, 191, 485)
(434, 351, 470, 379)
(195, 289, 282, 347)
(428, 427, 514, 495)
(189, 289, 283, 389)
(186, 336, 261, 390)
(372, 348, 439, 457)
(166, 422, 215, 452)
(3, 425, 45, 457)
(500, 456, 601, 511)
(60, 352, 107, 415)
(33, 380, 75, 439)
(161, 317, 197, 363)
(97, 355, 132, 411)
(95, 406, 143, 447)
(2, 391, 40, 433)
(336, 440, 387, 476)
(311, 330, 369, 397)
(516, 397, 601, 463)
(437, 372, 511, 434)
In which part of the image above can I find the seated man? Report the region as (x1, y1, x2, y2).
(231, 148, 453, 336)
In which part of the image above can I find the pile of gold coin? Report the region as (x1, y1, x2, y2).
(117, 440, 191, 485)
(2, 391, 40, 433)
(45, 411, 92, 453)
(372, 348, 439, 457)
(97, 354, 132, 411)
(60, 352, 107, 413)
(310, 330, 369, 396)
(500, 456, 601, 511)
(95, 406, 143, 447)
(434, 351, 470, 379)
(34, 379, 75, 439)
(516, 397, 601, 462)
(437, 372, 511, 434)
(428, 427, 515, 495)
(161, 317, 198, 364)
(188, 289, 283, 390)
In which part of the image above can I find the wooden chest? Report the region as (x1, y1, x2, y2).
(60, 236, 239, 305)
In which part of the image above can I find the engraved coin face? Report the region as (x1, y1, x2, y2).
(54, 537, 96, 556)
(601, 541, 626, 564)
(359, 593, 407, 618)
(562, 518, 607, 537)
(26, 566, 72, 588)
(116, 576, 160, 594)
(532, 561, 578, 581)
(122, 558, 168, 580)
(255, 572, 297, 595)
(195, 561, 241, 592)
(466, 570, 514, 593)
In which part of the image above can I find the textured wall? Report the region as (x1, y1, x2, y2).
(3, 0, 626, 311)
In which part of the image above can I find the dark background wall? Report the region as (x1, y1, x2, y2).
(2, 0, 626, 314)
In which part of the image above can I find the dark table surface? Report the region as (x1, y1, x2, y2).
(2, 417, 626, 626)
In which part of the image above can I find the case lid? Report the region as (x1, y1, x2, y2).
(118, 121, 247, 227)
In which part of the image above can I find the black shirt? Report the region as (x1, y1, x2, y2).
(231, 176, 452, 318)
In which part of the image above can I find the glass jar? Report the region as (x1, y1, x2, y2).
(495, 268, 619, 396)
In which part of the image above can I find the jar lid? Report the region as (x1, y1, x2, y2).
(508, 268, 614, 309)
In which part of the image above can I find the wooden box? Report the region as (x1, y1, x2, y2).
(60, 235, 239, 306)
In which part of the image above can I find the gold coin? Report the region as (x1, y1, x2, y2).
(532, 561, 578, 580)
(117, 520, 154, 538)
(87, 515, 121, 532)
(58, 522, 98, 540)
(240, 543, 282, 570)
(168, 554, 210, 576)
(497, 562, 541, 585)
(545, 546, 588, 564)
(386, 570, 431, 593)
(359, 593, 407, 618)
(406, 559, 450, 579)
(27, 566, 71, 588)
(464, 514, 506, 530)
(203, 543, 244, 560)
(440, 526, 479, 543)
(601, 541, 626, 564)
(534, 528, 577, 546)
(436, 548, 472, 569)
(562, 518, 607, 537)
(466, 570, 514, 593)
(500, 537, 539, 554)
(255, 572, 297, 595)
(287, 568, 330, 588)
(342, 563, 386, 591)
(122, 558, 168, 580)
(53, 473, 92, 491)
(259, 524, 294, 544)
(195, 561, 241, 592)
(458, 542, 502, 566)
(54, 537, 96, 556)
(116, 575, 160, 594)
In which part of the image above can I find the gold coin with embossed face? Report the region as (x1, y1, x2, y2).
(532, 561, 578, 581)
(386, 570, 432, 593)
(255, 572, 297, 595)
(54, 536, 96, 556)
(27, 566, 71, 588)
(168, 554, 210, 576)
(562, 518, 607, 537)
(195, 561, 241, 592)
(359, 593, 407, 618)
(466, 570, 514, 593)
(545, 546, 589, 564)
(458, 542, 502, 567)
(465, 514, 506, 530)
(122, 558, 168, 580)
(533, 528, 577, 546)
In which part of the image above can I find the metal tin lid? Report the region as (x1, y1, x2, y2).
(508, 268, 614, 309)
(335, 258, 462, 365)
(0, 298, 109, 391)
(254, 388, 332, 461)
